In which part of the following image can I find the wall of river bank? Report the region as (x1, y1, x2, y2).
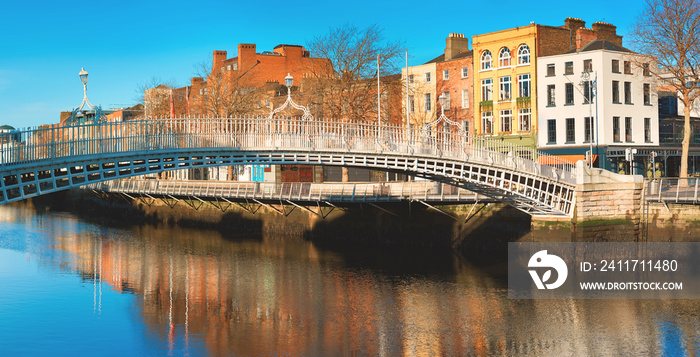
(16, 188, 700, 259)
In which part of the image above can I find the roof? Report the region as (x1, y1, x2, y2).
(424, 50, 473, 64)
(568, 39, 632, 54)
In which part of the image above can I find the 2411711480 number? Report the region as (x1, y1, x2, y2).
(597, 260, 678, 272)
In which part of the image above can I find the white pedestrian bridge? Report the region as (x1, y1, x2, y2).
(0, 117, 577, 216)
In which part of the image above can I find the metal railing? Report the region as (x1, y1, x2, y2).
(88, 179, 491, 203)
(0, 116, 576, 184)
(644, 178, 700, 204)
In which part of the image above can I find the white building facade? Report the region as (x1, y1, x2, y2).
(537, 41, 658, 174)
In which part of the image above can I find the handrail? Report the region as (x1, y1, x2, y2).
(0, 116, 576, 184)
(87, 179, 486, 203)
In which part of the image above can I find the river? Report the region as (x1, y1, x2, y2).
(0, 204, 698, 356)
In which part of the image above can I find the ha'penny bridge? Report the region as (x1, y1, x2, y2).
(0, 117, 577, 217)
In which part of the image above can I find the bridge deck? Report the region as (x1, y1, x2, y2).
(88, 179, 496, 204)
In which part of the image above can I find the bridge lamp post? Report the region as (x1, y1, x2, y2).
(580, 70, 597, 168)
(268, 73, 312, 121)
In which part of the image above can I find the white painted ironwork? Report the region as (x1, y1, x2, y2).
(88, 179, 489, 204)
(644, 178, 700, 204)
(0, 116, 576, 216)
(268, 74, 312, 120)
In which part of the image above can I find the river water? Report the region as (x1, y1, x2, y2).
(0, 205, 698, 356)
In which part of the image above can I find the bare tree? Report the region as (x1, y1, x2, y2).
(631, 0, 700, 178)
(194, 60, 263, 118)
(136, 77, 177, 118)
(305, 24, 404, 122)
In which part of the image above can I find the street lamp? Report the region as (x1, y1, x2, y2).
(78, 67, 96, 111)
(67, 67, 104, 124)
(268, 73, 312, 120)
(422, 92, 464, 139)
(580, 70, 597, 168)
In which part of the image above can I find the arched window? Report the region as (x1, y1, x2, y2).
(518, 44, 530, 65)
(481, 50, 492, 70)
(498, 47, 511, 67)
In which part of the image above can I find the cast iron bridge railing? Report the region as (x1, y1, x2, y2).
(0, 117, 577, 216)
(87, 179, 498, 218)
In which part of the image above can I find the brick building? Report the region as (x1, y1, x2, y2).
(146, 44, 332, 118)
(472, 18, 626, 148)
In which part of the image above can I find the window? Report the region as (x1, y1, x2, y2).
(583, 59, 592, 72)
(481, 79, 493, 101)
(462, 89, 469, 108)
(499, 76, 511, 101)
(547, 64, 555, 76)
(643, 63, 651, 76)
(443, 70, 449, 80)
(624, 61, 631, 74)
(583, 81, 593, 104)
(500, 109, 512, 132)
(565, 61, 574, 75)
(612, 81, 620, 103)
(461, 67, 468, 78)
(585, 117, 593, 143)
(442, 91, 451, 109)
(408, 75, 414, 84)
(644, 84, 651, 105)
(612, 59, 620, 73)
(482, 111, 493, 134)
(232, 63, 238, 70)
(408, 95, 415, 113)
(481, 50, 492, 70)
(645, 117, 651, 142)
(547, 119, 557, 144)
(518, 108, 531, 131)
(625, 117, 632, 142)
(565, 83, 574, 105)
(624, 82, 632, 104)
(266, 98, 270, 108)
(518, 45, 530, 64)
(425, 93, 432, 112)
(547, 85, 556, 106)
(613, 117, 621, 142)
(518, 74, 530, 98)
(425, 72, 431, 82)
(227, 65, 231, 71)
(499, 47, 511, 67)
(566, 118, 575, 143)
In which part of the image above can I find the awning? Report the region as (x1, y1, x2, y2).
(538, 154, 598, 165)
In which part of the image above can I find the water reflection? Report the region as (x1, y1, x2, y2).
(0, 205, 698, 356)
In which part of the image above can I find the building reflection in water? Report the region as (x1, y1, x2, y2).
(19, 207, 700, 356)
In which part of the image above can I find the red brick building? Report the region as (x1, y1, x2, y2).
(434, 33, 474, 133)
(147, 44, 332, 118)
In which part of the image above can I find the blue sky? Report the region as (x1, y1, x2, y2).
(0, 0, 647, 128)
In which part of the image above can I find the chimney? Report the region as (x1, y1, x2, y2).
(237, 44, 257, 68)
(592, 21, 623, 47)
(564, 17, 586, 32)
(445, 33, 469, 61)
(564, 18, 586, 50)
(212, 51, 227, 74)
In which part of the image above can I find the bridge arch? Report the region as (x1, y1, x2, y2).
(0, 118, 576, 216)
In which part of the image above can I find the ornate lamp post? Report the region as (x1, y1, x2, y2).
(67, 67, 105, 124)
(422, 93, 464, 137)
(580, 70, 597, 168)
(268, 73, 312, 120)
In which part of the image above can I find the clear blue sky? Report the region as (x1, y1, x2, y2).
(0, 0, 647, 128)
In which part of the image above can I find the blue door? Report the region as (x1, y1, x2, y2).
(252, 165, 268, 182)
